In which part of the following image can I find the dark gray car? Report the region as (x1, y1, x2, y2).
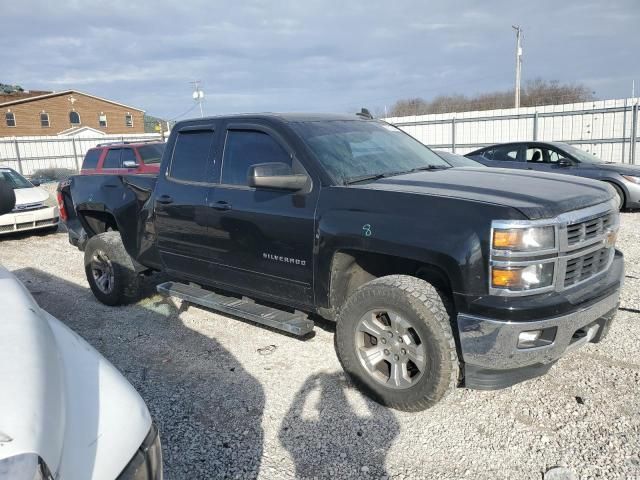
(467, 141, 640, 210)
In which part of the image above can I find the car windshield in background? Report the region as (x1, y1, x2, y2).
(138, 143, 166, 164)
(436, 151, 483, 167)
(291, 120, 450, 184)
(554, 143, 603, 164)
(0, 169, 33, 189)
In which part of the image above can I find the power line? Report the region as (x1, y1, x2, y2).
(167, 103, 198, 122)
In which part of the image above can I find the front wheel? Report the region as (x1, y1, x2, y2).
(335, 275, 459, 412)
(84, 231, 140, 305)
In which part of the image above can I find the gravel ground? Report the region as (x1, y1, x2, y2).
(1, 213, 639, 480)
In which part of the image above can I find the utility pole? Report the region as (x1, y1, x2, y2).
(512, 25, 523, 109)
(191, 80, 205, 118)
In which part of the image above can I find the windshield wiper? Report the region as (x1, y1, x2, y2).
(344, 173, 387, 185)
(408, 165, 451, 172)
(344, 165, 450, 185)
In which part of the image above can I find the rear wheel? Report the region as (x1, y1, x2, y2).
(84, 231, 140, 305)
(335, 275, 459, 411)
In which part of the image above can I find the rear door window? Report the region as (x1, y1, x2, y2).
(82, 149, 102, 169)
(526, 146, 544, 163)
(491, 145, 521, 162)
(169, 130, 216, 182)
(103, 149, 122, 169)
(221, 130, 291, 186)
(121, 148, 137, 166)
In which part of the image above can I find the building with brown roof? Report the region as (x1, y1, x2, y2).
(0, 90, 145, 137)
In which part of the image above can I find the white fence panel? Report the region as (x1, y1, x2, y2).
(386, 97, 640, 163)
(0, 133, 163, 175)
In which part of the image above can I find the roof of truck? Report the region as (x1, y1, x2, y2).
(180, 112, 371, 123)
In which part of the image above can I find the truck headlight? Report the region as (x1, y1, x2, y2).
(491, 263, 555, 291)
(0, 453, 52, 480)
(117, 424, 163, 480)
(492, 226, 555, 252)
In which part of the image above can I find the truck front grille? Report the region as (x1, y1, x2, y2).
(563, 247, 612, 288)
(566, 213, 614, 246)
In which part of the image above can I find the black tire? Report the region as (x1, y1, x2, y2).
(335, 275, 459, 412)
(84, 231, 140, 306)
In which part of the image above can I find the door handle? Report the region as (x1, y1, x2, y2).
(212, 200, 232, 211)
(156, 195, 174, 205)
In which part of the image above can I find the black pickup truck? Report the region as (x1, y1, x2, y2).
(59, 113, 624, 411)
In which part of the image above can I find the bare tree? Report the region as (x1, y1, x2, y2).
(388, 79, 595, 117)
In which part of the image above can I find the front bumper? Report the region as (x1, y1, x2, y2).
(458, 283, 620, 390)
(0, 206, 58, 235)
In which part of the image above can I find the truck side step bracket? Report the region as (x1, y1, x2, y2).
(156, 281, 314, 336)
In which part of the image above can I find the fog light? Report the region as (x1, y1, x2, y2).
(518, 330, 542, 348)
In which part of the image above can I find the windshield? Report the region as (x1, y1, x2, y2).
(556, 143, 603, 164)
(0, 169, 33, 189)
(290, 120, 450, 184)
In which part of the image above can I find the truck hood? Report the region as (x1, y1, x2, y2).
(0, 265, 151, 479)
(357, 167, 614, 220)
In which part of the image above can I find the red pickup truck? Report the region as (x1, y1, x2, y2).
(80, 141, 166, 175)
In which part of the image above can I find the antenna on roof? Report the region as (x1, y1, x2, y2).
(356, 108, 373, 119)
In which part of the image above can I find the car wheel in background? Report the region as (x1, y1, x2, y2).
(84, 231, 140, 305)
(335, 275, 459, 412)
(608, 183, 625, 211)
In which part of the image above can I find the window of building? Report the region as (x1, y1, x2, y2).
(99, 113, 107, 127)
(5, 111, 15, 127)
(40, 112, 50, 128)
(169, 130, 215, 182)
(125, 113, 133, 127)
(221, 130, 291, 186)
(69, 111, 81, 125)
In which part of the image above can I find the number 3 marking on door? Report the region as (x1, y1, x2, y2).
(362, 224, 372, 237)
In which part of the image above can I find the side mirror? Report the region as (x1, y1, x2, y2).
(123, 160, 139, 169)
(557, 158, 573, 167)
(248, 162, 308, 191)
(30, 179, 41, 187)
(0, 180, 16, 215)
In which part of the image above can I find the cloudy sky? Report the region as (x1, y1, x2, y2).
(2, 0, 639, 120)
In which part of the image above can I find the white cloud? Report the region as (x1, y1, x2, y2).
(2, 0, 638, 118)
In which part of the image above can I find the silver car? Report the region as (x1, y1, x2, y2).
(467, 141, 640, 210)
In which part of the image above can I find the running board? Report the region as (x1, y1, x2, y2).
(156, 281, 314, 336)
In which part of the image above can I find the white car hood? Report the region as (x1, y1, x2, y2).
(0, 266, 151, 479)
(13, 187, 49, 207)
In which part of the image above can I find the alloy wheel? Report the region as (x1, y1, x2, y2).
(355, 309, 427, 389)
